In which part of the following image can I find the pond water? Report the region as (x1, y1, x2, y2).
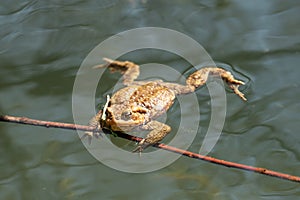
(1, 1, 300, 199)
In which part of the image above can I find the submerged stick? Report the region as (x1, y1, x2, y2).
(0, 114, 299, 183)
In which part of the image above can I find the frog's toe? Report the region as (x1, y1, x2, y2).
(81, 132, 93, 144)
(81, 131, 102, 144)
(132, 145, 143, 154)
(132, 139, 151, 153)
(229, 84, 247, 101)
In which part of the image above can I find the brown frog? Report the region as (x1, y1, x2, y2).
(83, 58, 247, 152)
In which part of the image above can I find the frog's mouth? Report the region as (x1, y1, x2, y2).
(103, 107, 148, 132)
(105, 118, 144, 132)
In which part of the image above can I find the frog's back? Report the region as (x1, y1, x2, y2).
(129, 82, 176, 118)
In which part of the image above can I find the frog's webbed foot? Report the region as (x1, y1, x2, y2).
(217, 69, 247, 101)
(228, 82, 247, 101)
(93, 58, 140, 86)
(81, 130, 102, 145)
(132, 121, 171, 153)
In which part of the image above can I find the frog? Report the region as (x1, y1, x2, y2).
(82, 58, 247, 153)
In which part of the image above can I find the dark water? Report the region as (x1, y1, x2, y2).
(1, 1, 300, 199)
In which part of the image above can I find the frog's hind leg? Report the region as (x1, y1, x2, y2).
(133, 121, 171, 153)
(94, 58, 140, 86)
(185, 67, 247, 101)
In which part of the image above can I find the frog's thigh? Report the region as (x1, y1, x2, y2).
(158, 82, 193, 94)
(141, 121, 171, 144)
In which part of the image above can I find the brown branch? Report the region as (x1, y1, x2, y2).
(1, 114, 300, 183)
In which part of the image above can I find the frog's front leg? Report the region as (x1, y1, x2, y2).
(81, 110, 103, 144)
(133, 121, 171, 153)
(82, 95, 110, 144)
(94, 58, 140, 86)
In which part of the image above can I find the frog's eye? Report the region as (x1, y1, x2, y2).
(121, 110, 132, 120)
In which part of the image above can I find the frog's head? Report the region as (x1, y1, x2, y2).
(121, 110, 132, 121)
(103, 106, 149, 132)
(120, 106, 148, 122)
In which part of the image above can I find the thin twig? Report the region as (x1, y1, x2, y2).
(0, 115, 299, 183)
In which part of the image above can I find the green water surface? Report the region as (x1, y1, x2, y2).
(1, 1, 300, 199)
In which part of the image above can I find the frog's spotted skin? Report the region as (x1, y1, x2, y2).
(83, 58, 246, 152)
